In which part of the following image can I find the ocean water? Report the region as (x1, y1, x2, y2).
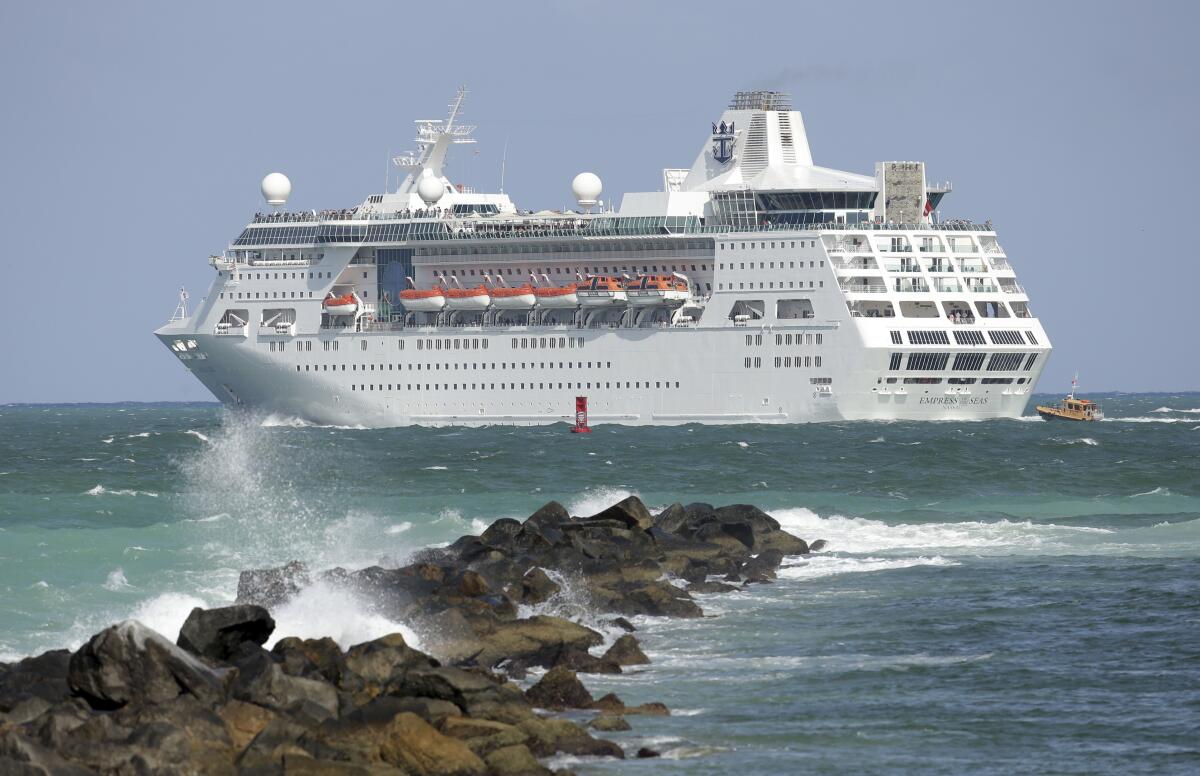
(1, 395, 1198, 773)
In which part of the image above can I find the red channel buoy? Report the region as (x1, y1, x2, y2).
(571, 396, 592, 433)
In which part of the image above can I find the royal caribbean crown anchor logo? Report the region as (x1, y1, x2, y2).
(712, 121, 735, 164)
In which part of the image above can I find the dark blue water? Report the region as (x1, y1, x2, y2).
(1, 395, 1198, 773)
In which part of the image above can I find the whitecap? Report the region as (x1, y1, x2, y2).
(1131, 486, 1171, 498)
(868, 436, 885, 443)
(104, 568, 132, 591)
(185, 429, 211, 443)
(101, 437, 114, 444)
(422, 465, 448, 470)
(771, 507, 1113, 556)
(736, 441, 749, 448)
(386, 521, 413, 535)
(85, 485, 158, 497)
(1104, 416, 1188, 423)
(1151, 407, 1200, 414)
(126, 432, 151, 438)
(778, 555, 957, 581)
(29, 580, 50, 590)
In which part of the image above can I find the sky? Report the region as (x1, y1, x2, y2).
(0, 0, 1196, 402)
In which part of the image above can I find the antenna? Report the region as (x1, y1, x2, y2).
(500, 134, 510, 194)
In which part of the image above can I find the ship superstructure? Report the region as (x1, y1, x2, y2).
(157, 88, 1049, 425)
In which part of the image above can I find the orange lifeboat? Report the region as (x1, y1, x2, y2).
(576, 275, 627, 307)
(444, 284, 491, 310)
(533, 283, 579, 309)
(398, 286, 446, 312)
(626, 275, 689, 306)
(322, 292, 359, 316)
(490, 284, 537, 310)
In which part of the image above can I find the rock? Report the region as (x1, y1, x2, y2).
(652, 503, 688, 534)
(583, 496, 654, 532)
(344, 633, 435, 685)
(590, 693, 669, 716)
(446, 616, 603, 669)
(688, 580, 740, 594)
(524, 501, 570, 529)
(484, 743, 550, 776)
(0, 650, 71, 712)
(391, 666, 531, 725)
(718, 521, 756, 548)
(237, 560, 310, 608)
(237, 717, 312, 769)
(637, 747, 661, 758)
(519, 568, 560, 605)
(590, 580, 703, 619)
(177, 604, 276, 662)
(0, 729, 94, 776)
(438, 716, 528, 757)
(524, 667, 593, 710)
(549, 648, 621, 675)
(587, 714, 630, 732)
(515, 717, 624, 760)
(600, 635, 649, 667)
(273, 636, 349, 685)
(809, 539, 828, 552)
(378, 712, 487, 775)
(218, 698, 276, 752)
(231, 648, 339, 720)
(712, 504, 781, 534)
(742, 549, 786, 582)
(68, 621, 229, 710)
(606, 617, 636, 632)
(457, 570, 491, 598)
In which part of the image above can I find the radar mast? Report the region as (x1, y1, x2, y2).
(392, 86, 476, 194)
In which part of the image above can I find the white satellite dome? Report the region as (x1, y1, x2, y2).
(260, 172, 292, 207)
(417, 175, 445, 206)
(571, 172, 602, 207)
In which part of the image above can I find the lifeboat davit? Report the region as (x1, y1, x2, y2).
(399, 287, 446, 312)
(576, 276, 627, 307)
(490, 284, 537, 310)
(533, 283, 579, 309)
(626, 275, 690, 306)
(445, 285, 491, 310)
(323, 292, 359, 316)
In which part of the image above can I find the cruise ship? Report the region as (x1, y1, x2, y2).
(156, 88, 1049, 426)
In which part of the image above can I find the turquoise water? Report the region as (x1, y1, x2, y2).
(1, 396, 1198, 773)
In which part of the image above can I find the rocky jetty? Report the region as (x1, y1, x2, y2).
(0, 497, 816, 774)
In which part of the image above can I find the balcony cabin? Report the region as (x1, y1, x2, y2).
(978, 235, 1003, 254)
(883, 256, 921, 273)
(946, 236, 977, 253)
(917, 236, 945, 253)
(832, 255, 878, 271)
(922, 256, 954, 273)
(840, 276, 887, 293)
(875, 236, 912, 253)
(893, 277, 930, 293)
(1010, 301, 1033, 319)
(932, 278, 962, 293)
(957, 257, 986, 273)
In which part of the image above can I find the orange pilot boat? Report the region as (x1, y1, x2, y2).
(1036, 376, 1104, 421)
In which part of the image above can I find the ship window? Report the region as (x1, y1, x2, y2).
(889, 353, 903, 370)
(744, 357, 752, 368)
(1024, 353, 1038, 371)
(952, 352, 986, 371)
(890, 330, 902, 344)
(986, 353, 1025, 371)
(360, 340, 367, 351)
(1025, 331, 1039, 345)
(906, 352, 950, 371)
